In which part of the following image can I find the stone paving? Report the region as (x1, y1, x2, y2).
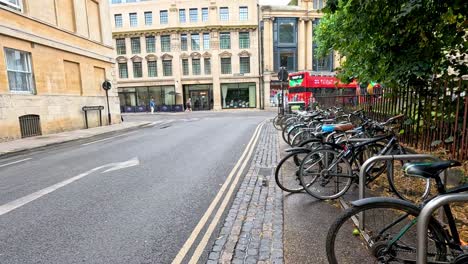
(207, 121, 283, 264)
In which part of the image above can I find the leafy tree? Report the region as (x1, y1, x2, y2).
(314, 0, 467, 87)
(288, 0, 298, 6)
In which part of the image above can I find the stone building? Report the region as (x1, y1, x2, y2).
(0, 0, 118, 141)
(260, 0, 341, 108)
(110, 0, 262, 111)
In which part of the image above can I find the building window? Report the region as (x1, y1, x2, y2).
(221, 83, 256, 108)
(111, 0, 122, 3)
(240, 57, 250, 74)
(182, 59, 189, 75)
(239, 7, 248, 21)
(202, 8, 208, 22)
(161, 35, 171, 52)
(129, 13, 137, 27)
(131, 37, 141, 54)
(274, 18, 298, 72)
(148, 61, 157, 77)
(5, 48, 34, 93)
(0, 0, 22, 11)
(133, 62, 142, 78)
(118, 63, 128, 78)
(239, 32, 250, 49)
(221, 58, 231, 74)
(146, 36, 155, 53)
(192, 59, 201, 75)
(181, 34, 188, 51)
(203, 33, 210, 50)
(219, 32, 230, 49)
(313, 0, 324, 9)
(163, 60, 172, 76)
(116, 38, 126, 55)
(144, 11, 152, 25)
(114, 14, 123, 28)
(219, 7, 229, 21)
(189, 8, 198, 22)
(191, 34, 200, 51)
(179, 9, 186, 23)
(160, 10, 168, 24)
(204, 58, 211, 75)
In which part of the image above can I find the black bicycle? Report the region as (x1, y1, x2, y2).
(326, 160, 467, 263)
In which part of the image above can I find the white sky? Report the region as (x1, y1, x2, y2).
(259, 0, 290, 5)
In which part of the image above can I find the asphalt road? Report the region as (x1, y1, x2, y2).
(0, 111, 273, 264)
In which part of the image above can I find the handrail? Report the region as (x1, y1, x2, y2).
(416, 194, 468, 264)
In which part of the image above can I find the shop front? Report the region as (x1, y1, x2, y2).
(118, 86, 183, 112)
(221, 83, 256, 109)
(183, 84, 213, 111)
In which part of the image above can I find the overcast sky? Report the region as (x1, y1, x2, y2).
(259, 0, 290, 5)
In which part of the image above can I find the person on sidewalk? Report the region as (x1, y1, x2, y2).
(149, 97, 156, 114)
(185, 98, 192, 112)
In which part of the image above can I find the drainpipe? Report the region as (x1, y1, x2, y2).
(257, 3, 265, 110)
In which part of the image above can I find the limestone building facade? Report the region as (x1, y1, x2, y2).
(0, 0, 119, 141)
(260, 0, 341, 108)
(110, 0, 261, 111)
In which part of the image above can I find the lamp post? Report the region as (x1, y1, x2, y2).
(278, 67, 288, 115)
(102, 80, 112, 125)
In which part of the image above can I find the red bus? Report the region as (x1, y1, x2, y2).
(287, 72, 358, 108)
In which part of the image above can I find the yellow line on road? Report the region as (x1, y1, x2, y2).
(171, 121, 265, 264)
(188, 121, 265, 263)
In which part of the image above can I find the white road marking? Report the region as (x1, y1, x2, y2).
(81, 131, 138, 146)
(171, 121, 265, 264)
(0, 158, 140, 216)
(188, 122, 265, 264)
(0, 158, 32, 168)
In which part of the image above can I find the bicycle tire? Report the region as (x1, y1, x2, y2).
(298, 148, 353, 200)
(272, 115, 282, 130)
(326, 200, 449, 264)
(274, 149, 311, 193)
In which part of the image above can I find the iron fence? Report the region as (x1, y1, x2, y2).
(19, 114, 42, 138)
(314, 79, 468, 160)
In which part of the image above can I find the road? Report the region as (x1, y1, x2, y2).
(0, 111, 273, 264)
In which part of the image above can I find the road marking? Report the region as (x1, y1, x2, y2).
(171, 121, 264, 264)
(188, 122, 265, 264)
(0, 158, 32, 168)
(81, 131, 138, 146)
(0, 158, 140, 216)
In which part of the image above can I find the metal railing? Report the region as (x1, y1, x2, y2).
(19, 114, 42, 138)
(416, 193, 468, 264)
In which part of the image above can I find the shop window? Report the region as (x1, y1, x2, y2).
(221, 83, 256, 108)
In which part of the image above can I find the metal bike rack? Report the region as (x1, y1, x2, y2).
(417, 193, 468, 264)
(357, 154, 440, 229)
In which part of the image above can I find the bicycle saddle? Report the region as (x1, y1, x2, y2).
(403, 160, 461, 178)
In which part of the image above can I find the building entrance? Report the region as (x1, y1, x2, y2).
(190, 90, 210, 111)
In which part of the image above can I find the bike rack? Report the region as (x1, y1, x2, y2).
(417, 193, 468, 264)
(357, 154, 441, 230)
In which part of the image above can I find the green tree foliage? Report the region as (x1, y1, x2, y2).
(288, 0, 298, 6)
(314, 0, 467, 87)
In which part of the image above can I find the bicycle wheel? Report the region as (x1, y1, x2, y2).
(274, 149, 311, 193)
(326, 200, 449, 264)
(387, 145, 431, 203)
(298, 148, 353, 200)
(272, 115, 282, 130)
(287, 125, 306, 145)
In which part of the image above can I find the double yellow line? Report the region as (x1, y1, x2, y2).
(172, 120, 266, 264)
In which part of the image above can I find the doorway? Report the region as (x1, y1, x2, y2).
(190, 90, 210, 111)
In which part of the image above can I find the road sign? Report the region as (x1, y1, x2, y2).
(102, 80, 112, 91)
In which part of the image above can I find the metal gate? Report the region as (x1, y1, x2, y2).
(19, 115, 42, 138)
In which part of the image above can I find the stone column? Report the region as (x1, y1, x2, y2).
(211, 31, 222, 110)
(298, 18, 306, 71)
(263, 17, 274, 72)
(307, 19, 314, 70)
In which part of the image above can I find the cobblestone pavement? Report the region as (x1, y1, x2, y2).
(207, 122, 283, 264)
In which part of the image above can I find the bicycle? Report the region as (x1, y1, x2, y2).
(326, 160, 467, 264)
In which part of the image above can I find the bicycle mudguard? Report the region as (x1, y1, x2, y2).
(284, 147, 311, 153)
(351, 197, 420, 210)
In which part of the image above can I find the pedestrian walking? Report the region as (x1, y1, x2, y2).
(185, 98, 192, 112)
(149, 97, 156, 114)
